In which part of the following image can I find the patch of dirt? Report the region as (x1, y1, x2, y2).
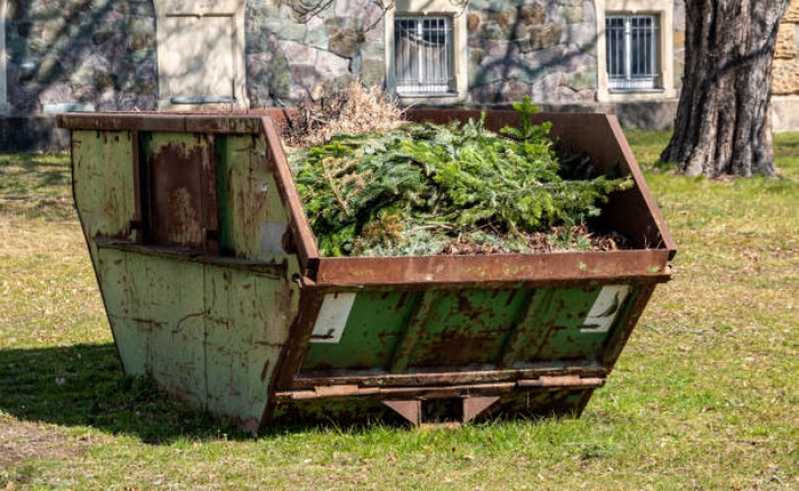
(0, 418, 90, 470)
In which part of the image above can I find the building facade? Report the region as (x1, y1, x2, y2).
(0, 0, 796, 150)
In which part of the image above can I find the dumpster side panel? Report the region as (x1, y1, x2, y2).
(204, 265, 292, 429)
(96, 249, 207, 406)
(94, 246, 292, 427)
(215, 135, 291, 262)
(301, 291, 421, 371)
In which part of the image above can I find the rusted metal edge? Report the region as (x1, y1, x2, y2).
(271, 290, 325, 390)
(56, 113, 263, 134)
(600, 283, 658, 371)
(604, 115, 677, 258)
(94, 238, 287, 276)
(258, 117, 320, 277)
(276, 376, 604, 401)
(313, 249, 671, 287)
(292, 362, 607, 389)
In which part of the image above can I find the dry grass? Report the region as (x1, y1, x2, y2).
(286, 82, 405, 147)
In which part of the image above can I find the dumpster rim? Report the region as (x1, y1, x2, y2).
(309, 248, 671, 287)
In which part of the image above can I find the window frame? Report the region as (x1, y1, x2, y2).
(153, 0, 249, 111)
(605, 14, 660, 92)
(595, 0, 676, 102)
(384, 0, 468, 103)
(393, 15, 455, 96)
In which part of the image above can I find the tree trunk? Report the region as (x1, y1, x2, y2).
(661, 0, 788, 177)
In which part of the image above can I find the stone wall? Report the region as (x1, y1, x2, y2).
(244, 0, 603, 106)
(466, 0, 597, 104)
(5, 0, 159, 115)
(773, 0, 799, 95)
(245, 0, 387, 106)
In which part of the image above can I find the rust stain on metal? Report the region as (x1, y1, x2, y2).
(147, 140, 210, 249)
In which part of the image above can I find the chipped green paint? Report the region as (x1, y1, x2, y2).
(215, 135, 291, 263)
(301, 285, 640, 373)
(72, 128, 300, 430)
(72, 130, 137, 240)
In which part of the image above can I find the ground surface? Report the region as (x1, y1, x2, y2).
(1, 133, 797, 490)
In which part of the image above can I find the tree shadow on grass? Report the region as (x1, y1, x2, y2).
(0, 343, 405, 444)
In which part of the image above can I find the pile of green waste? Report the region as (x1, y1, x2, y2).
(289, 99, 632, 257)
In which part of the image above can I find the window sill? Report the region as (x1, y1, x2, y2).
(608, 88, 665, 94)
(397, 91, 460, 99)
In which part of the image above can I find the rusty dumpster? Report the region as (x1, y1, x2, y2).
(57, 109, 675, 432)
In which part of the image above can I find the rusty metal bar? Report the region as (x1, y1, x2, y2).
(277, 382, 518, 401)
(94, 238, 286, 275)
(313, 250, 671, 288)
(516, 375, 605, 388)
(130, 130, 143, 234)
(259, 117, 320, 277)
(273, 290, 325, 390)
(203, 134, 220, 254)
(293, 362, 607, 389)
(57, 113, 262, 134)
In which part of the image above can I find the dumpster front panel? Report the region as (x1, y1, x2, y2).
(72, 130, 138, 241)
(298, 283, 643, 376)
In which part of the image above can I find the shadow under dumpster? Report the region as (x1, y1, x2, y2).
(0, 343, 589, 442)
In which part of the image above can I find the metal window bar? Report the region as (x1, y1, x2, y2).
(606, 15, 658, 91)
(395, 16, 454, 95)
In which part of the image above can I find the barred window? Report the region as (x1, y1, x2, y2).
(394, 16, 454, 95)
(606, 15, 659, 91)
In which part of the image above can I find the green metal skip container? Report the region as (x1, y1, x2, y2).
(57, 109, 675, 432)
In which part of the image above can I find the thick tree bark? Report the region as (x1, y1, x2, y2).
(662, 0, 789, 177)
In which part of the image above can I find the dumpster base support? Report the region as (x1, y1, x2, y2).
(463, 396, 500, 423)
(382, 400, 422, 426)
(382, 396, 500, 427)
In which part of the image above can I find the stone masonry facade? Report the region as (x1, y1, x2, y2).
(774, 0, 799, 95)
(5, 0, 159, 115)
(1, 0, 797, 150)
(245, 0, 608, 105)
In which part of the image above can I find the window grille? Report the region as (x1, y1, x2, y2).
(394, 16, 454, 95)
(606, 15, 659, 91)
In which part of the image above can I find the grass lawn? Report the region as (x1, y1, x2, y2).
(1, 132, 798, 490)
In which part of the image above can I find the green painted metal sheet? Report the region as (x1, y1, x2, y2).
(302, 291, 421, 371)
(215, 135, 291, 263)
(95, 246, 291, 428)
(301, 284, 637, 373)
(72, 130, 137, 239)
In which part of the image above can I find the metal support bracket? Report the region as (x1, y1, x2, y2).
(382, 400, 421, 426)
(462, 396, 500, 423)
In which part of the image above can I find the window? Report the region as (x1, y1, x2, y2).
(394, 16, 454, 95)
(605, 14, 659, 91)
(153, 0, 248, 110)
